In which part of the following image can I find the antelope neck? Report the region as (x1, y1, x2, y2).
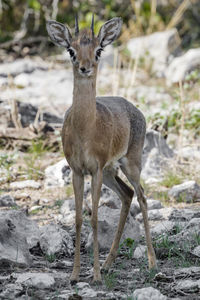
(72, 76, 97, 130)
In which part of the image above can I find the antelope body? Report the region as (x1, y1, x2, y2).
(47, 16, 156, 283)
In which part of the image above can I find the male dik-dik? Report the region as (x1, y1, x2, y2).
(47, 16, 157, 283)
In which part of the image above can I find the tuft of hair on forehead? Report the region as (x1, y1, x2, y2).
(77, 28, 96, 45)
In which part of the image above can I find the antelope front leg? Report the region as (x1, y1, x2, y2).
(91, 169, 103, 283)
(70, 171, 84, 283)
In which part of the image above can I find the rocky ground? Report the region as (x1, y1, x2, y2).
(0, 29, 200, 299)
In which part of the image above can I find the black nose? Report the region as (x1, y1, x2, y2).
(80, 67, 86, 73)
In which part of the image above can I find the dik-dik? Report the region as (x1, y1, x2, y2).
(46, 16, 157, 283)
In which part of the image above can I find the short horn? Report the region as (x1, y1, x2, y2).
(75, 14, 79, 36)
(91, 13, 94, 37)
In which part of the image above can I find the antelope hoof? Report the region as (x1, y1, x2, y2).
(92, 272, 102, 284)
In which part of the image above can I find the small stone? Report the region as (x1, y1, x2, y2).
(29, 205, 42, 213)
(10, 180, 41, 190)
(39, 223, 74, 256)
(14, 73, 30, 88)
(133, 245, 147, 259)
(147, 199, 163, 210)
(60, 199, 75, 214)
(44, 159, 71, 188)
(192, 245, 200, 257)
(0, 195, 16, 207)
(132, 286, 167, 300)
(16, 272, 55, 289)
(75, 282, 97, 298)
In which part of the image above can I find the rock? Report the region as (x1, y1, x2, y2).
(192, 245, 200, 257)
(127, 29, 180, 75)
(0, 58, 48, 77)
(166, 48, 200, 85)
(130, 198, 141, 217)
(1, 68, 73, 112)
(132, 286, 167, 300)
(39, 223, 73, 257)
(133, 245, 147, 259)
(0, 210, 40, 249)
(168, 181, 200, 203)
(0, 283, 23, 300)
(29, 205, 42, 213)
(0, 100, 63, 128)
(169, 209, 200, 222)
(0, 194, 16, 207)
(136, 207, 174, 223)
(44, 159, 71, 188)
(176, 279, 200, 293)
(15, 272, 55, 289)
(147, 199, 163, 210)
(57, 210, 76, 226)
(174, 266, 200, 277)
(0, 211, 33, 267)
(10, 180, 41, 190)
(170, 218, 200, 244)
(177, 146, 200, 161)
(142, 129, 174, 181)
(60, 199, 75, 215)
(75, 282, 97, 298)
(86, 206, 141, 251)
(130, 198, 163, 218)
(151, 220, 181, 236)
(14, 73, 30, 88)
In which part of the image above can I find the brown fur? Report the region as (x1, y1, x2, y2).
(47, 20, 157, 283)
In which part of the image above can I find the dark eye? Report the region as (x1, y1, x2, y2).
(68, 49, 75, 57)
(68, 48, 76, 62)
(95, 48, 103, 61)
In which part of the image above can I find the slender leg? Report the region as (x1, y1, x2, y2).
(136, 184, 157, 269)
(70, 171, 84, 283)
(91, 169, 103, 282)
(121, 162, 157, 269)
(102, 169, 134, 270)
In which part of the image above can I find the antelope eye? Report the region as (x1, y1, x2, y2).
(68, 49, 75, 57)
(95, 48, 103, 60)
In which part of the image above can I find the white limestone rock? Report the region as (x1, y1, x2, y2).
(132, 286, 167, 300)
(127, 29, 180, 75)
(168, 180, 200, 203)
(166, 48, 200, 85)
(10, 180, 41, 190)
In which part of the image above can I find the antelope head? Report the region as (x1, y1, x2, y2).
(46, 15, 122, 78)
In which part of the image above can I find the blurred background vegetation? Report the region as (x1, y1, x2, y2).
(0, 0, 200, 51)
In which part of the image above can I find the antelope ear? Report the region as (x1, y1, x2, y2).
(46, 20, 72, 48)
(97, 17, 122, 48)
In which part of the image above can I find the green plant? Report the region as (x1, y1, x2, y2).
(103, 271, 118, 290)
(45, 253, 56, 263)
(28, 140, 48, 156)
(23, 155, 44, 180)
(193, 232, 200, 246)
(160, 171, 182, 188)
(118, 238, 136, 259)
(66, 184, 74, 197)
